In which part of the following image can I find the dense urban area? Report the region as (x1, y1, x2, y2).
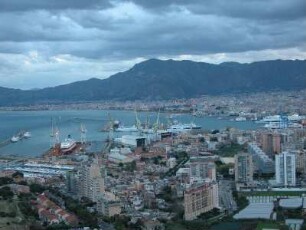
(0, 90, 306, 230)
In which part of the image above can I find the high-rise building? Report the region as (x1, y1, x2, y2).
(272, 133, 281, 154)
(184, 182, 219, 221)
(78, 161, 105, 202)
(235, 152, 253, 185)
(189, 156, 216, 182)
(261, 133, 281, 157)
(66, 170, 78, 194)
(248, 142, 274, 173)
(275, 151, 296, 187)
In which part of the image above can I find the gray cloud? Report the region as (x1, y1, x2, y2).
(0, 0, 112, 11)
(131, 0, 306, 21)
(0, 0, 305, 89)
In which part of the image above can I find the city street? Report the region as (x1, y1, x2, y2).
(219, 180, 237, 213)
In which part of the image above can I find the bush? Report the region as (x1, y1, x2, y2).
(0, 177, 13, 186)
(0, 186, 14, 199)
(30, 183, 46, 193)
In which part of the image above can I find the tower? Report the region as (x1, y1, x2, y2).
(235, 152, 253, 185)
(275, 151, 296, 187)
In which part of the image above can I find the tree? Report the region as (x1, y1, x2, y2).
(0, 186, 14, 199)
(30, 183, 46, 193)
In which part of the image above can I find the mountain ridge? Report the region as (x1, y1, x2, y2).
(0, 59, 305, 106)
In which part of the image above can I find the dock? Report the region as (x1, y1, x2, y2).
(0, 138, 11, 148)
(0, 131, 30, 148)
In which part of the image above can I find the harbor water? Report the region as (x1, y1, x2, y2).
(0, 110, 260, 157)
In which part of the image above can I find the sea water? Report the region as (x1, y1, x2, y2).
(0, 110, 260, 157)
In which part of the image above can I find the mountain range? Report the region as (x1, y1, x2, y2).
(0, 59, 305, 106)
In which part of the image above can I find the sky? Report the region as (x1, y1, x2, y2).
(0, 0, 305, 89)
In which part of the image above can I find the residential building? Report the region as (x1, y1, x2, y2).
(188, 156, 216, 182)
(261, 133, 281, 157)
(184, 182, 219, 221)
(275, 151, 296, 187)
(78, 161, 105, 202)
(248, 142, 274, 173)
(66, 170, 78, 194)
(235, 152, 253, 185)
(97, 192, 121, 217)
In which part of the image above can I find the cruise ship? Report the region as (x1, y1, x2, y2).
(264, 122, 303, 129)
(116, 125, 139, 132)
(60, 138, 77, 153)
(167, 122, 201, 133)
(258, 114, 305, 123)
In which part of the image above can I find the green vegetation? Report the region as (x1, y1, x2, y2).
(29, 183, 46, 194)
(232, 191, 249, 211)
(166, 220, 212, 230)
(215, 142, 246, 157)
(46, 222, 70, 230)
(0, 186, 14, 199)
(162, 151, 189, 178)
(198, 208, 223, 220)
(60, 195, 97, 228)
(256, 221, 289, 230)
(216, 161, 234, 178)
(0, 177, 13, 186)
(12, 171, 24, 178)
(0, 199, 31, 230)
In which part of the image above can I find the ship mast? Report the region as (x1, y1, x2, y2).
(80, 123, 87, 144)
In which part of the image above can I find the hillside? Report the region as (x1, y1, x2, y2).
(0, 59, 305, 106)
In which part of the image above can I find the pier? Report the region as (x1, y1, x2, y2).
(0, 138, 11, 148)
(0, 131, 28, 148)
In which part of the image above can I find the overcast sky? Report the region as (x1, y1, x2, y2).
(0, 0, 305, 89)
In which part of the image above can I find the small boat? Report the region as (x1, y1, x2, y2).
(11, 136, 20, 143)
(235, 117, 247, 121)
(23, 131, 31, 138)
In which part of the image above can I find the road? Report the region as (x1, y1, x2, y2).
(218, 179, 237, 213)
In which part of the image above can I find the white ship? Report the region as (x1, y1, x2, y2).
(116, 125, 139, 132)
(235, 117, 247, 121)
(167, 122, 201, 133)
(23, 131, 31, 138)
(259, 114, 305, 123)
(264, 122, 303, 129)
(60, 137, 77, 153)
(10, 135, 20, 143)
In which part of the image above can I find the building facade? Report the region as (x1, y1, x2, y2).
(275, 151, 296, 187)
(235, 152, 253, 185)
(248, 142, 275, 173)
(189, 156, 216, 182)
(184, 182, 219, 221)
(78, 161, 105, 202)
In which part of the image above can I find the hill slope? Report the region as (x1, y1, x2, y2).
(0, 59, 305, 105)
